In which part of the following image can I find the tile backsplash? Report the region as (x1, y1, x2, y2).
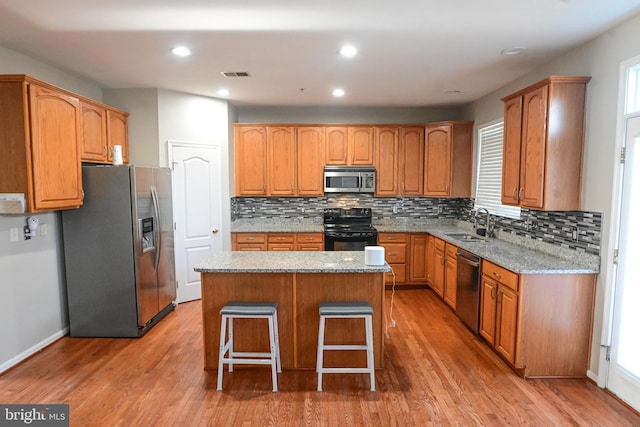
(232, 196, 601, 256)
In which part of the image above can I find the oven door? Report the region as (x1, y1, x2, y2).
(324, 232, 378, 251)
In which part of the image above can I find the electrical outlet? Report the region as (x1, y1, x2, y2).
(10, 227, 19, 242)
(572, 227, 579, 241)
(392, 205, 398, 214)
(40, 223, 48, 236)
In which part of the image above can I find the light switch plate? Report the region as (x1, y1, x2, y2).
(10, 227, 19, 242)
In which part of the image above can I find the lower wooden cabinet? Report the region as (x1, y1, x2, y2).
(378, 233, 408, 285)
(443, 243, 457, 309)
(479, 259, 597, 377)
(232, 232, 324, 252)
(431, 238, 445, 298)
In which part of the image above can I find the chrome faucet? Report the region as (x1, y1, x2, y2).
(474, 208, 495, 238)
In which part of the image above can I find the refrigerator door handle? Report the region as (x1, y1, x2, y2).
(151, 185, 162, 271)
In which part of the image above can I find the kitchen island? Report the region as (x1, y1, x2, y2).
(194, 251, 390, 370)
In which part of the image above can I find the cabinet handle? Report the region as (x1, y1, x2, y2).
(492, 271, 502, 279)
(512, 187, 518, 199)
(277, 237, 285, 240)
(247, 237, 256, 241)
(305, 237, 313, 240)
(389, 252, 397, 256)
(491, 286, 496, 300)
(519, 188, 524, 200)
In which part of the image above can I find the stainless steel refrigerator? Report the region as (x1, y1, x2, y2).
(61, 165, 176, 337)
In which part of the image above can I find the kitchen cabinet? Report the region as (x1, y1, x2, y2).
(296, 127, 325, 196)
(106, 109, 129, 164)
(0, 76, 83, 212)
(267, 233, 295, 251)
(501, 76, 590, 210)
(235, 126, 268, 196)
(400, 127, 424, 195)
(408, 234, 429, 284)
(80, 100, 130, 164)
(232, 232, 324, 252)
(480, 261, 519, 363)
(295, 233, 324, 251)
(479, 260, 596, 377)
(443, 243, 457, 309)
(232, 233, 267, 251)
(374, 127, 399, 196)
(378, 233, 408, 285)
(431, 237, 445, 297)
(325, 126, 374, 165)
(268, 127, 296, 196)
(424, 121, 473, 197)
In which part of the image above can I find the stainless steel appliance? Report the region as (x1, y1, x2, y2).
(324, 166, 375, 193)
(455, 248, 481, 333)
(324, 207, 377, 250)
(61, 165, 176, 337)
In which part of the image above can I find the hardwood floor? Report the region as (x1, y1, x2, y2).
(1, 289, 638, 426)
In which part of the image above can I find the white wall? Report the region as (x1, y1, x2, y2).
(0, 46, 104, 372)
(463, 12, 640, 381)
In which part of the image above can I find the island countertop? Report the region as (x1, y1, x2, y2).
(194, 251, 391, 273)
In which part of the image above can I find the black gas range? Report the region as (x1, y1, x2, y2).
(323, 208, 377, 251)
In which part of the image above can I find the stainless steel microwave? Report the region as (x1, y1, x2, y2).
(323, 166, 375, 193)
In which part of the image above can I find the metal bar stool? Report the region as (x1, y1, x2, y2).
(217, 301, 281, 392)
(316, 301, 375, 392)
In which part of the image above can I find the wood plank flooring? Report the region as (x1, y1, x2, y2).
(1, 289, 638, 426)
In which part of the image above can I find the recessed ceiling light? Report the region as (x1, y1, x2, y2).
(171, 46, 191, 57)
(501, 46, 526, 56)
(446, 90, 462, 96)
(217, 89, 230, 96)
(332, 88, 345, 97)
(339, 45, 358, 57)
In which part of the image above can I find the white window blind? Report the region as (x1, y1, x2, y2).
(474, 120, 521, 219)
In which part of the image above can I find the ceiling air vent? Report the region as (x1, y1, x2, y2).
(221, 71, 250, 77)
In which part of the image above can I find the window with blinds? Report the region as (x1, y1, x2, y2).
(474, 120, 521, 219)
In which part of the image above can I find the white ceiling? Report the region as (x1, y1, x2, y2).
(1, 0, 640, 107)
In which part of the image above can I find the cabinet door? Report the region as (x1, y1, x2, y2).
(268, 127, 296, 196)
(235, 127, 268, 195)
(424, 125, 452, 196)
(519, 86, 548, 209)
(432, 241, 445, 298)
(444, 248, 457, 309)
(495, 285, 519, 363)
(426, 235, 435, 284)
(479, 276, 497, 344)
(409, 234, 428, 282)
(107, 109, 129, 164)
(297, 127, 325, 195)
(400, 127, 424, 195)
(80, 101, 108, 162)
(28, 83, 83, 210)
(502, 96, 523, 205)
(375, 127, 399, 195)
(349, 127, 374, 165)
(325, 127, 348, 164)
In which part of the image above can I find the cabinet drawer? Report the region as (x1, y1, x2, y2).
(268, 233, 294, 243)
(380, 243, 406, 263)
(296, 233, 323, 243)
(435, 237, 445, 251)
(235, 233, 266, 244)
(378, 233, 407, 243)
(445, 243, 458, 258)
(483, 260, 518, 292)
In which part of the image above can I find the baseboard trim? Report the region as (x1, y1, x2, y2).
(586, 369, 599, 385)
(0, 328, 69, 375)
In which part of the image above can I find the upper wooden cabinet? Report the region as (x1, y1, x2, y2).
(80, 100, 129, 164)
(0, 76, 83, 212)
(235, 125, 324, 196)
(375, 126, 424, 196)
(424, 121, 473, 197)
(325, 126, 374, 165)
(501, 76, 590, 210)
(235, 126, 268, 195)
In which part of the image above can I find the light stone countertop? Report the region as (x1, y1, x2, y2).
(194, 251, 390, 273)
(230, 217, 600, 275)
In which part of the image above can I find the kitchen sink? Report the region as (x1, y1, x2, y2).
(445, 232, 488, 243)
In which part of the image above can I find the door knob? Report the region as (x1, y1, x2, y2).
(212, 228, 219, 234)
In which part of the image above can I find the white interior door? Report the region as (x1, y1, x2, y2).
(607, 115, 640, 411)
(169, 143, 223, 303)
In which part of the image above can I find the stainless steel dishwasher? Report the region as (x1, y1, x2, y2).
(456, 248, 481, 333)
